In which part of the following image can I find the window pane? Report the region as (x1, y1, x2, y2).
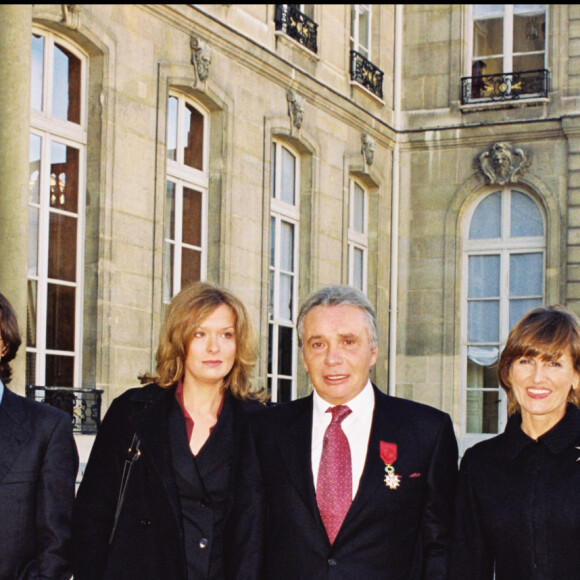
(48, 213, 77, 282)
(352, 247, 364, 291)
(181, 247, 201, 286)
(352, 182, 365, 233)
(466, 388, 500, 434)
(163, 240, 174, 303)
(278, 325, 293, 375)
(468, 255, 500, 298)
(280, 221, 295, 271)
(167, 96, 178, 161)
(26, 351, 37, 386)
(271, 142, 277, 199)
(281, 147, 296, 205)
(509, 298, 542, 331)
(183, 103, 204, 170)
(469, 192, 501, 239)
(270, 216, 276, 267)
(473, 17, 503, 58)
(277, 379, 292, 403)
(509, 253, 543, 297)
(182, 187, 202, 247)
(513, 12, 545, 54)
(513, 53, 545, 74)
(268, 270, 275, 320)
(358, 6, 370, 57)
(46, 283, 75, 351)
(52, 43, 81, 124)
(31, 34, 44, 112)
(278, 273, 293, 321)
(468, 300, 500, 342)
(27, 280, 38, 347)
(29, 134, 41, 204)
(473, 5, 505, 18)
(511, 191, 543, 237)
(45, 354, 74, 387)
(165, 181, 176, 240)
(28, 208, 40, 278)
(50, 142, 79, 213)
(268, 324, 273, 374)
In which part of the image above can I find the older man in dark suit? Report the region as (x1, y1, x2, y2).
(229, 285, 458, 579)
(0, 293, 78, 580)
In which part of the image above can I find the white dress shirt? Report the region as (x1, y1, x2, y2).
(0, 377, 4, 405)
(311, 380, 375, 499)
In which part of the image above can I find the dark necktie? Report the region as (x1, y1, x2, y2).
(316, 404, 352, 544)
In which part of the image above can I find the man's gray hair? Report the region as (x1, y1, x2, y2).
(296, 285, 379, 349)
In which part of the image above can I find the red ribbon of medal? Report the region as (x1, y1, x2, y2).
(380, 441, 401, 490)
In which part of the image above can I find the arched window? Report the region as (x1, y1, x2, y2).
(268, 140, 300, 403)
(28, 30, 87, 388)
(164, 93, 208, 302)
(462, 187, 545, 452)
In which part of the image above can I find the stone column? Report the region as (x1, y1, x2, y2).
(0, 5, 32, 392)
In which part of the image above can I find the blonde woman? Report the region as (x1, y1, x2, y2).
(72, 282, 267, 580)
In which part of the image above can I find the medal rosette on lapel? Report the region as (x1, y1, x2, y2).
(380, 441, 401, 490)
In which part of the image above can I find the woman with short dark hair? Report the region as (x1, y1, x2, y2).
(450, 305, 580, 579)
(72, 281, 267, 580)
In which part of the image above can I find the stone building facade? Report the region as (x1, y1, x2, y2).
(0, 4, 577, 455)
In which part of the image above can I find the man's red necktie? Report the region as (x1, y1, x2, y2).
(316, 405, 352, 544)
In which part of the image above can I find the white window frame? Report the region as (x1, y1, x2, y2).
(28, 29, 87, 388)
(467, 4, 548, 75)
(348, 179, 368, 293)
(269, 140, 300, 403)
(461, 188, 545, 454)
(351, 4, 372, 60)
(164, 93, 209, 302)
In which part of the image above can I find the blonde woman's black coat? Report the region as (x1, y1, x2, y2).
(71, 383, 262, 580)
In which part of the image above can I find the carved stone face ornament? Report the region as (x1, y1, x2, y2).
(478, 142, 531, 186)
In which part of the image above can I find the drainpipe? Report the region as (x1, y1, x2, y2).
(388, 4, 403, 396)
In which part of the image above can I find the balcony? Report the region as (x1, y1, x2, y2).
(350, 50, 384, 100)
(27, 385, 103, 434)
(274, 5, 318, 54)
(461, 69, 549, 105)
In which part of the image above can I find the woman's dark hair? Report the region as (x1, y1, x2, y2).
(498, 305, 580, 415)
(0, 293, 22, 385)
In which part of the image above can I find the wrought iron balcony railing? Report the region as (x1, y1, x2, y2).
(461, 69, 549, 105)
(274, 5, 318, 54)
(27, 385, 103, 434)
(350, 50, 384, 100)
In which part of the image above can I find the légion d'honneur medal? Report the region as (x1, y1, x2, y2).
(380, 441, 401, 489)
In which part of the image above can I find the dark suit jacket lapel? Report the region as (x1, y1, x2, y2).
(275, 395, 321, 520)
(346, 385, 401, 524)
(0, 389, 32, 484)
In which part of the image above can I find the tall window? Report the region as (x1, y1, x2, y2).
(470, 5, 546, 77)
(268, 141, 300, 403)
(28, 31, 86, 388)
(348, 180, 367, 292)
(165, 94, 208, 302)
(351, 5, 371, 60)
(462, 188, 545, 451)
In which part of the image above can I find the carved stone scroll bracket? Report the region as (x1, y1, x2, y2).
(61, 5, 81, 30)
(287, 89, 305, 133)
(478, 142, 531, 186)
(191, 36, 212, 87)
(361, 133, 375, 169)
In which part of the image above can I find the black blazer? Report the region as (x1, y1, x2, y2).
(0, 386, 78, 580)
(229, 384, 458, 580)
(449, 404, 580, 580)
(72, 383, 263, 580)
